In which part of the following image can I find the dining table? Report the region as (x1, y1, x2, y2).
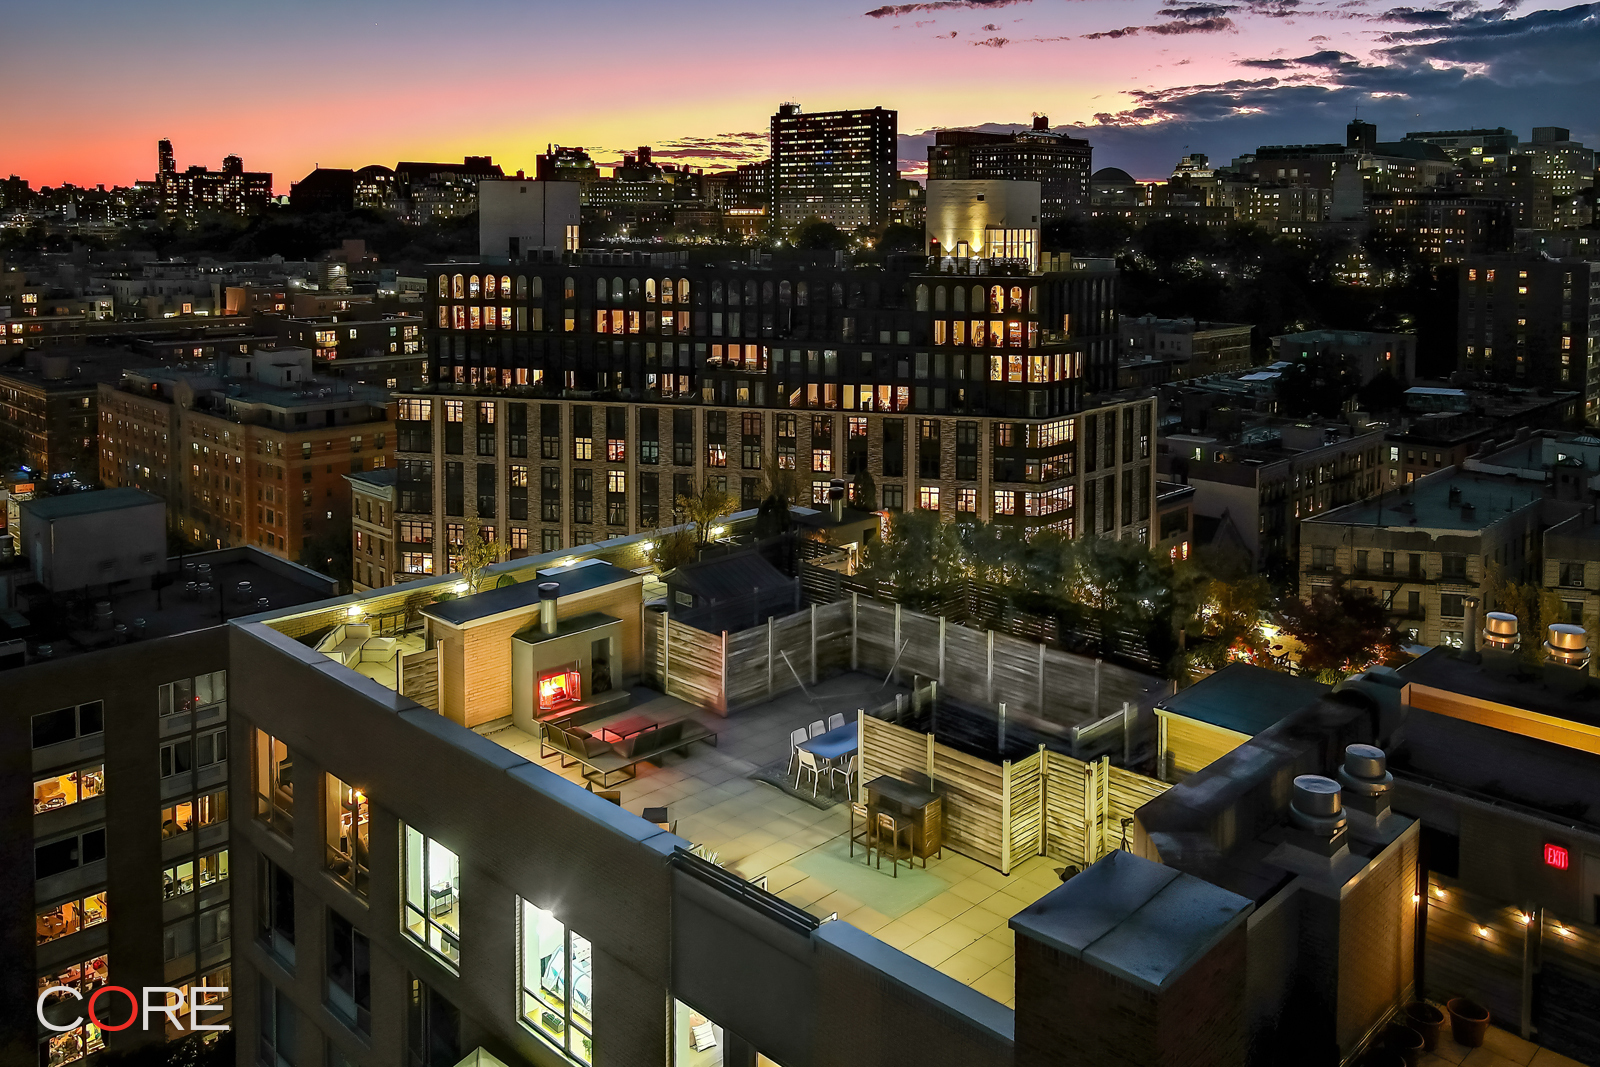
(796, 720, 859, 761)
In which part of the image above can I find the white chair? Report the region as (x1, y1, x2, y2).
(826, 753, 855, 797)
(808, 719, 826, 739)
(826, 712, 846, 732)
(786, 727, 808, 775)
(795, 749, 824, 796)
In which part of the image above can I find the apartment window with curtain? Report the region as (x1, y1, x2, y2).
(325, 775, 369, 897)
(258, 858, 296, 969)
(403, 826, 461, 967)
(520, 899, 593, 1064)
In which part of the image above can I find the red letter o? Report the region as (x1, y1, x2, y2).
(88, 986, 137, 1031)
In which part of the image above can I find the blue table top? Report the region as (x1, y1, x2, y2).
(798, 721, 858, 760)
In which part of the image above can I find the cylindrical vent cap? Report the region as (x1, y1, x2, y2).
(1293, 775, 1343, 817)
(537, 582, 560, 601)
(1344, 744, 1387, 779)
(1548, 623, 1587, 651)
(1485, 612, 1519, 636)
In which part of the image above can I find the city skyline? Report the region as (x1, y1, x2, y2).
(5, 0, 1597, 188)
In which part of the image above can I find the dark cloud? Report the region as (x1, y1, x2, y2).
(1238, 47, 1357, 66)
(972, 35, 1011, 44)
(1371, 5, 1463, 22)
(1157, 3, 1238, 16)
(864, 0, 1027, 17)
(1083, 15, 1236, 36)
(981, 21, 1000, 28)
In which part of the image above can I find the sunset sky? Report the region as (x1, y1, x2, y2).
(5, 0, 1596, 188)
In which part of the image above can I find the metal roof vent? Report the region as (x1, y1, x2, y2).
(1544, 624, 1591, 694)
(1483, 610, 1522, 673)
(1289, 775, 1348, 854)
(1337, 744, 1393, 819)
(538, 582, 560, 635)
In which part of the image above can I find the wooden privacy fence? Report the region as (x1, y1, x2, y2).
(646, 593, 1162, 730)
(858, 712, 1171, 874)
(400, 647, 440, 711)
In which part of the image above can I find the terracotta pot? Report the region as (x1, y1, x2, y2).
(1386, 1024, 1426, 1067)
(1447, 998, 1490, 1048)
(1403, 1002, 1445, 1051)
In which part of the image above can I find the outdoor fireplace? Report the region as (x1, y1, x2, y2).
(538, 667, 581, 711)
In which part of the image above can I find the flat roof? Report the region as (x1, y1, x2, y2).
(345, 468, 398, 489)
(16, 547, 336, 661)
(423, 561, 638, 627)
(1309, 467, 1547, 532)
(1156, 663, 1330, 736)
(1009, 850, 1252, 993)
(19, 487, 163, 521)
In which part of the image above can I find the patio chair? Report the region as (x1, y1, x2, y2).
(849, 801, 874, 859)
(795, 749, 824, 797)
(808, 719, 826, 739)
(785, 727, 808, 775)
(826, 753, 856, 798)
(875, 810, 913, 878)
(827, 712, 846, 732)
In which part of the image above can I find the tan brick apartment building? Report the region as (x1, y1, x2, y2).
(98, 348, 393, 560)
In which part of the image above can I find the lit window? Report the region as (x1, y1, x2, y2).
(326, 775, 369, 897)
(919, 486, 940, 511)
(33, 765, 105, 814)
(254, 729, 293, 836)
(520, 899, 593, 1064)
(404, 825, 461, 967)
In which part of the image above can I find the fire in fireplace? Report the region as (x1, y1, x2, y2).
(538, 668, 581, 711)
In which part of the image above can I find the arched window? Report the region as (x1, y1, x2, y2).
(611, 277, 624, 302)
(1009, 286, 1023, 312)
(595, 278, 607, 302)
(469, 275, 481, 298)
(744, 280, 757, 306)
(915, 284, 929, 312)
(712, 280, 724, 305)
(796, 281, 808, 306)
(628, 277, 640, 300)
(779, 280, 792, 305)
(501, 275, 511, 296)
(645, 278, 657, 302)
(831, 282, 844, 307)
(437, 275, 448, 298)
(934, 285, 946, 311)
(515, 276, 527, 298)
(531, 276, 543, 300)
(452, 274, 465, 299)
(953, 285, 966, 313)
(762, 281, 773, 304)
(971, 285, 984, 312)
(483, 275, 496, 298)
(989, 286, 1003, 314)
(678, 278, 691, 304)
(726, 280, 739, 307)
(564, 277, 575, 300)
(661, 278, 674, 304)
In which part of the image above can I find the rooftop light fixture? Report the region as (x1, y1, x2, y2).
(453, 582, 468, 594)
(346, 605, 363, 619)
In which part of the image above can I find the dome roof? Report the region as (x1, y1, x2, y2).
(1092, 167, 1135, 182)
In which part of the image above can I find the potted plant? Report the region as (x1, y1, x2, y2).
(1403, 1002, 1444, 1050)
(1447, 997, 1490, 1047)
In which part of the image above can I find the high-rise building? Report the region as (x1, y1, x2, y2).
(392, 247, 1144, 575)
(770, 103, 897, 231)
(154, 140, 272, 218)
(1403, 127, 1519, 166)
(1526, 127, 1596, 229)
(926, 117, 1092, 220)
(1457, 254, 1600, 420)
(4, 488, 336, 1064)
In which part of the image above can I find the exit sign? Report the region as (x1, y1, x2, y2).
(1545, 844, 1570, 870)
